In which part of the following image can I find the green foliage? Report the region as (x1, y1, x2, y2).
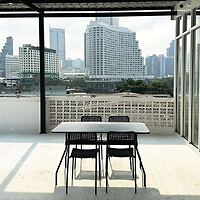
(116, 77, 174, 97)
(116, 79, 147, 94)
(66, 78, 86, 89)
(45, 77, 66, 86)
(45, 77, 87, 89)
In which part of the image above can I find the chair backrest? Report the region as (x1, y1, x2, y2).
(68, 132, 98, 145)
(108, 116, 130, 122)
(81, 115, 102, 122)
(107, 131, 135, 145)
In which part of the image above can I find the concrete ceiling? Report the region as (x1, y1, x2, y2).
(0, 0, 184, 12)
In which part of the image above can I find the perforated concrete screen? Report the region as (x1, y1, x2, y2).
(46, 94, 174, 132)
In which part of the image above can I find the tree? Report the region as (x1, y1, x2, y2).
(66, 78, 86, 89)
(116, 78, 173, 97)
(116, 79, 148, 94)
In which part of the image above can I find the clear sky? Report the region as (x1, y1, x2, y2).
(0, 16, 175, 59)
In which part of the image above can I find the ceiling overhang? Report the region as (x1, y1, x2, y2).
(0, 0, 184, 12)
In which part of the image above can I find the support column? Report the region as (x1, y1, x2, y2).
(180, 14, 187, 137)
(188, 9, 196, 143)
(39, 12, 46, 133)
(174, 17, 180, 132)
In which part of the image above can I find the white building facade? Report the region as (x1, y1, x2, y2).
(19, 44, 60, 77)
(85, 20, 146, 79)
(5, 55, 20, 78)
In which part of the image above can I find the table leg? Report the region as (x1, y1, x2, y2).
(136, 148, 146, 188)
(55, 133, 68, 186)
(55, 147, 67, 186)
(134, 134, 137, 193)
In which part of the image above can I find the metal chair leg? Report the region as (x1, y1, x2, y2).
(74, 144, 77, 171)
(66, 145, 70, 194)
(100, 144, 104, 177)
(95, 156, 97, 195)
(106, 146, 108, 193)
(134, 147, 137, 194)
(72, 157, 74, 186)
(98, 147, 101, 180)
(129, 145, 132, 170)
(132, 156, 134, 179)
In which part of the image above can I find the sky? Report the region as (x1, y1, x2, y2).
(0, 16, 175, 59)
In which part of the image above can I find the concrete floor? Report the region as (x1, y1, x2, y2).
(0, 131, 200, 200)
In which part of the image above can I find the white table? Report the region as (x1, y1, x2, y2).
(52, 122, 150, 193)
(52, 122, 150, 134)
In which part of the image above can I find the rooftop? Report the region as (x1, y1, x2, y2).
(1, 131, 200, 200)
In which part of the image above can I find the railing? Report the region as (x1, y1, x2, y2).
(0, 93, 174, 133)
(0, 95, 40, 132)
(46, 93, 174, 133)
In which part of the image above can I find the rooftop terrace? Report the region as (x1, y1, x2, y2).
(1, 131, 200, 200)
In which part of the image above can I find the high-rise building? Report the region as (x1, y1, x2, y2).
(146, 54, 165, 78)
(165, 40, 175, 76)
(159, 54, 165, 78)
(49, 27, 66, 65)
(96, 11, 119, 26)
(19, 44, 60, 77)
(0, 36, 13, 77)
(5, 55, 19, 78)
(85, 20, 145, 79)
(167, 40, 175, 58)
(165, 57, 174, 76)
(146, 55, 160, 78)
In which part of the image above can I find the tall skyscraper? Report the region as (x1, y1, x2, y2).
(49, 27, 66, 65)
(146, 55, 160, 78)
(146, 54, 165, 78)
(165, 40, 175, 76)
(96, 11, 119, 26)
(85, 20, 145, 79)
(167, 40, 175, 58)
(0, 36, 13, 77)
(5, 55, 19, 78)
(159, 54, 165, 78)
(19, 44, 60, 78)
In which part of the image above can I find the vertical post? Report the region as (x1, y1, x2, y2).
(180, 14, 187, 137)
(39, 12, 46, 133)
(188, 9, 196, 143)
(174, 17, 180, 132)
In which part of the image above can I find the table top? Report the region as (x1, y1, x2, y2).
(52, 122, 150, 134)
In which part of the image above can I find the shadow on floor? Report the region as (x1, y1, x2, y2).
(1, 187, 200, 200)
(0, 131, 186, 146)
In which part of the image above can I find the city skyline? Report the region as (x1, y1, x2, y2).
(0, 16, 175, 59)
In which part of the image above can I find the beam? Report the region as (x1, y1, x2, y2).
(0, 11, 177, 18)
(44, 11, 178, 17)
(18, 0, 42, 12)
(0, 0, 186, 3)
(39, 12, 46, 134)
(0, 6, 175, 12)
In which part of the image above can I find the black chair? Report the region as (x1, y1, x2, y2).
(66, 132, 101, 195)
(81, 115, 102, 122)
(80, 115, 103, 173)
(108, 116, 133, 168)
(106, 116, 136, 193)
(108, 116, 130, 123)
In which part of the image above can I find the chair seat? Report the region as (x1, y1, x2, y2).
(70, 148, 99, 158)
(107, 147, 134, 157)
